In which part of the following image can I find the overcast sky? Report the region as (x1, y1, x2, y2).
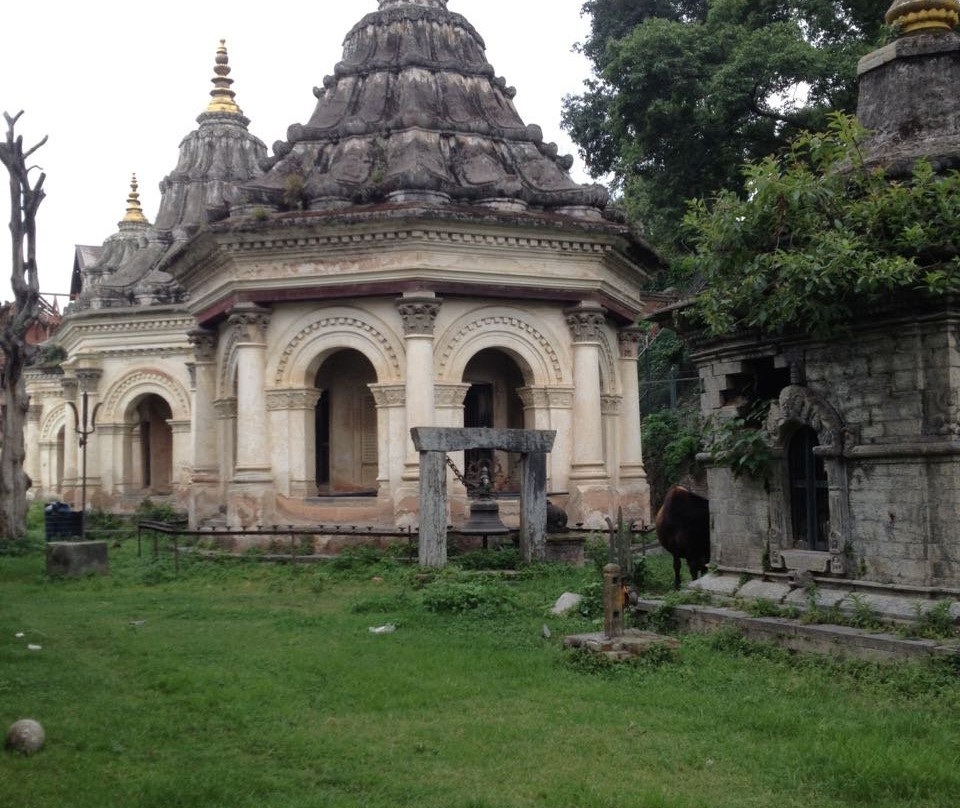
(1, 0, 597, 304)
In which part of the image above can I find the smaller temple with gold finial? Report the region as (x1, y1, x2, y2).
(206, 39, 243, 115)
(886, 0, 960, 34)
(857, 0, 960, 176)
(121, 174, 149, 225)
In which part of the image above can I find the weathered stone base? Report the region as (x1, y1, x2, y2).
(615, 477, 652, 528)
(566, 481, 615, 529)
(634, 599, 958, 663)
(564, 629, 681, 662)
(689, 571, 960, 625)
(46, 541, 109, 577)
(188, 477, 222, 526)
(226, 479, 276, 528)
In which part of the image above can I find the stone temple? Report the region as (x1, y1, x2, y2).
(26, 0, 660, 530)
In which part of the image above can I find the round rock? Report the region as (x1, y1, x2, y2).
(5, 719, 45, 754)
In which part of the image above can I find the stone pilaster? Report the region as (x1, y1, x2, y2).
(226, 305, 274, 527)
(616, 326, 651, 524)
(395, 294, 442, 524)
(24, 403, 43, 499)
(565, 303, 613, 528)
(187, 328, 220, 525)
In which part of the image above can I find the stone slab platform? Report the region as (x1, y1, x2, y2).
(564, 629, 681, 661)
(634, 599, 958, 663)
(46, 541, 109, 577)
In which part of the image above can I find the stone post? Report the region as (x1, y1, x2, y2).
(603, 563, 624, 639)
(417, 449, 448, 568)
(565, 303, 612, 527)
(226, 304, 274, 527)
(519, 450, 548, 563)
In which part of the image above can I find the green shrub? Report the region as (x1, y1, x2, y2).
(135, 498, 184, 524)
(455, 548, 520, 570)
(421, 579, 516, 616)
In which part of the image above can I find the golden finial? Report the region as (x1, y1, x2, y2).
(886, 0, 960, 34)
(206, 39, 243, 115)
(122, 174, 148, 224)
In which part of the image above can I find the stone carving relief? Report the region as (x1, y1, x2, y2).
(266, 389, 321, 411)
(564, 304, 607, 343)
(188, 328, 218, 363)
(617, 326, 646, 360)
(228, 304, 271, 343)
(396, 297, 442, 336)
(370, 385, 406, 407)
(767, 384, 855, 454)
(434, 384, 470, 408)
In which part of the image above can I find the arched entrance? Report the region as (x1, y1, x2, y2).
(127, 394, 174, 494)
(462, 348, 526, 493)
(314, 349, 378, 495)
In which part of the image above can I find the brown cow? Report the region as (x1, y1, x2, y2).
(655, 485, 710, 590)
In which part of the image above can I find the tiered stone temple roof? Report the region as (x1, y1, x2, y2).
(241, 0, 610, 217)
(73, 42, 266, 309)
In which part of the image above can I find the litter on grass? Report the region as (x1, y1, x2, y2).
(368, 624, 396, 634)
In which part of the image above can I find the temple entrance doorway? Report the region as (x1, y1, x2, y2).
(462, 349, 525, 493)
(313, 349, 378, 496)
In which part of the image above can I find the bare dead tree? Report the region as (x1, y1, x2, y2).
(0, 111, 47, 540)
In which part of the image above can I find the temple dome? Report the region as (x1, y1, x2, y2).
(242, 0, 608, 217)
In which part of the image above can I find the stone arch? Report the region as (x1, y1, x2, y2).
(270, 308, 403, 387)
(436, 308, 565, 387)
(40, 403, 68, 443)
(101, 370, 191, 424)
(767, 385, 854, 454)
(217, 326, 241, 401)
(765, 384, 851, 575)
(597, 330, 619, 395)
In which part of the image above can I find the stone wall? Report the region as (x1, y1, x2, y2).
(694, 303, 960, 591)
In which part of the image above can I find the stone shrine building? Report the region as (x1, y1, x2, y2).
(666, 1, 960, 596)
(26, 0, 660, 530)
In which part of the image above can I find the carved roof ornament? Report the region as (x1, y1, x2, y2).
(206, 39, 243, 115)
(886, 0, 960, 34)
(122, 175, 149, 225)
(243, 0, 609, 216)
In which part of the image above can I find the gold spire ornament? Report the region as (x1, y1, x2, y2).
(206, 39, 242, 114)
(122, 174, 149, 224)
(886, 0, 960, 34)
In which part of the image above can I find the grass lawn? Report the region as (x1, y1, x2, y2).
(1, 536, 959, 808)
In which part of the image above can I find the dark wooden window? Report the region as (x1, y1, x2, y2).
(788, 426, 830, 551)
(315, 391, 330, 486)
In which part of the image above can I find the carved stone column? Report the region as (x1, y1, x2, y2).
(226, 304, 274, 527)
(395, 294, 442, 525)
(616, 326, 651, 523)
(565, 303, 612, 528)
(187, 328, 220, 525)
(370, 384, 407, 505)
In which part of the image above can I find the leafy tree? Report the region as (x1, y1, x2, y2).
(563, 0, 888, 254)
(682, 113, 960, 338)
(0, 112, 46, 540)
(641, 405, 702, 510)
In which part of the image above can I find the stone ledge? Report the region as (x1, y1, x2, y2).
(634, 600, 958, 662)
